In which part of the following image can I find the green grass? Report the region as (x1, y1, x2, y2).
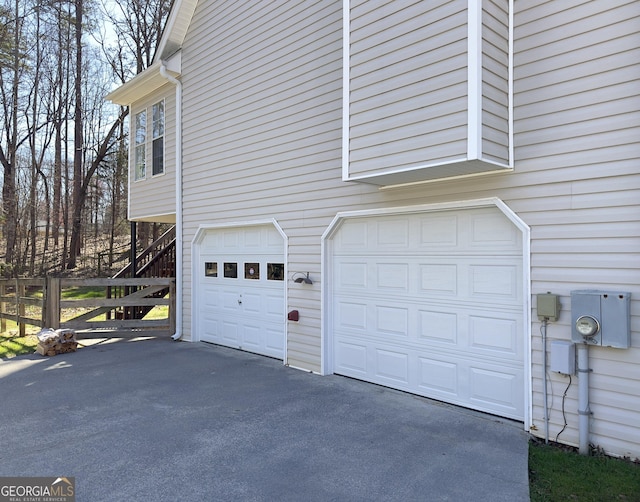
(143, 305, 169, 320)
(529, 439, 640, 501)
(60, 286, 107, 299)
(0, 332, 39, 358)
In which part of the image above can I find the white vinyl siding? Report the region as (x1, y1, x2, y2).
(129, 85, 176, 222)
(348, 0, 469, 177)
(514, 0, 640, 458)
(175, 0, 640, 458)
(482, 0, 510, 165)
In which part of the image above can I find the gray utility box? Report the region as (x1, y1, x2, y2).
(571, 290, 631, 348)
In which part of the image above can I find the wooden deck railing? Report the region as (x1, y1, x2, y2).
(114, 226, 176, 279)
(0, 277, 175, 336)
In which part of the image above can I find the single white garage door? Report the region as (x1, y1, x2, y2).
(196, 225, 285, 359)
(330, 207, 525, 420)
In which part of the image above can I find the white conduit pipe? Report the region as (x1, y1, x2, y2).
(577, 343, 591, 455)
(159, 62, 183, 341)
(542, 320, 549, 444)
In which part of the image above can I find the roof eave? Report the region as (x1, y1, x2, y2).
(106, 56, 181, 106)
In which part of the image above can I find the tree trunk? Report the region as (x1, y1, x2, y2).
(0, 0, 21, 271)
(67, 0, 84, 269)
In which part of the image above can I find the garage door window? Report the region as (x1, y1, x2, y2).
(224, 262, 238, 278)
(244, 263, 260, 280)
(204, 262, 218, 277)
(267, 263, 284, 281)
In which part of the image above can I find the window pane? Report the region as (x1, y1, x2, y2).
(152, 137, 164, 175)
(135, 111, 146, 144)
(153, 101, 164, 138)
(224, 263, 237, 278)
(205, 262, 217, 277)
(244, 263, 259, 280)
(135, 144, 145, 180)
(267, 263, 284, 281)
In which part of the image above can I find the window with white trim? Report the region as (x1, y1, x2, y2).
(134, 110, 146, 180)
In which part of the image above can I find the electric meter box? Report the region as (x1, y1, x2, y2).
(570, 290, 631, 348)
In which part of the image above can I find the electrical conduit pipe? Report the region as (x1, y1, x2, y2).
(159, 61, 183, 341)
(577, 343, 590, 455)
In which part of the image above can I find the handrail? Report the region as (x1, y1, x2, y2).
(114, 226, 176, 279)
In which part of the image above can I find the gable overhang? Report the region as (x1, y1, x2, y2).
(155, 0, 199, 62)
(106, 54, 181, 106)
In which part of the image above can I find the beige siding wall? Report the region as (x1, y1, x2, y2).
(129, 83, 176, 222)
(348, 0, 469, 176)
(482, 0, 510, 165)
(514, 0, 640, 458)
(179, 0, 640, 458)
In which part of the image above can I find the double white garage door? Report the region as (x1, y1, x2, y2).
(196, 207, 525, 420)
(329, 207, 525, 420)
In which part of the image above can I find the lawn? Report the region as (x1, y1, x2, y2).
(529, 438, 640, 501)
(0, 331, 39, 358)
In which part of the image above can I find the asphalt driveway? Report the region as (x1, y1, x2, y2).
(0, 336, 529, 501)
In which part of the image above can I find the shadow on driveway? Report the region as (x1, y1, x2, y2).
(0, 337, 530, 501)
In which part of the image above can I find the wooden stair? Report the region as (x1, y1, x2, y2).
(111, 226, 176, 320)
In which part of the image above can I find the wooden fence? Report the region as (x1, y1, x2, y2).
(0, 278, 46, 336)
(0, 277, 175, 337)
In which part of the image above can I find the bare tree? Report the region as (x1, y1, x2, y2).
(0, 0, 24, 270)
(0, 0, 171, 275)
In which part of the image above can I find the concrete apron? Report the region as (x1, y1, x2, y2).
(0, 337, 530, 501)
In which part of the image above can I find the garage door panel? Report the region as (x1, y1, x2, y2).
(420, 264, 458, 295)
(222, 290, 241, 311)
(418, 309, 458, 343)
(469, 264, 520, 300)
(469, 211, 520, 249)
(242, 292, 261, 313)
(468, 366, 522, 417)
(468, 315, 520, 356)
(335, 340, 368, 374)
(375, 348, 409, 384)
(376, 305, 409, 336)
(265, 327, 285, 353)
(419, 214, 459, 247)
(201, 318, 219, 340)
(266, 294, 285, 317)
(331, 207, 525, 420)
(335, 257, 521, 307)
(336, 301, 368, 330)
(418, 357, 458, 394)
(335, 220, 368, 248)
(243, 324, 261, 350)
(222, 321, 239, 344)
(335, 297, 522, 360)
(376, 263, 409, 290)
(337, 261, 368, 288)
